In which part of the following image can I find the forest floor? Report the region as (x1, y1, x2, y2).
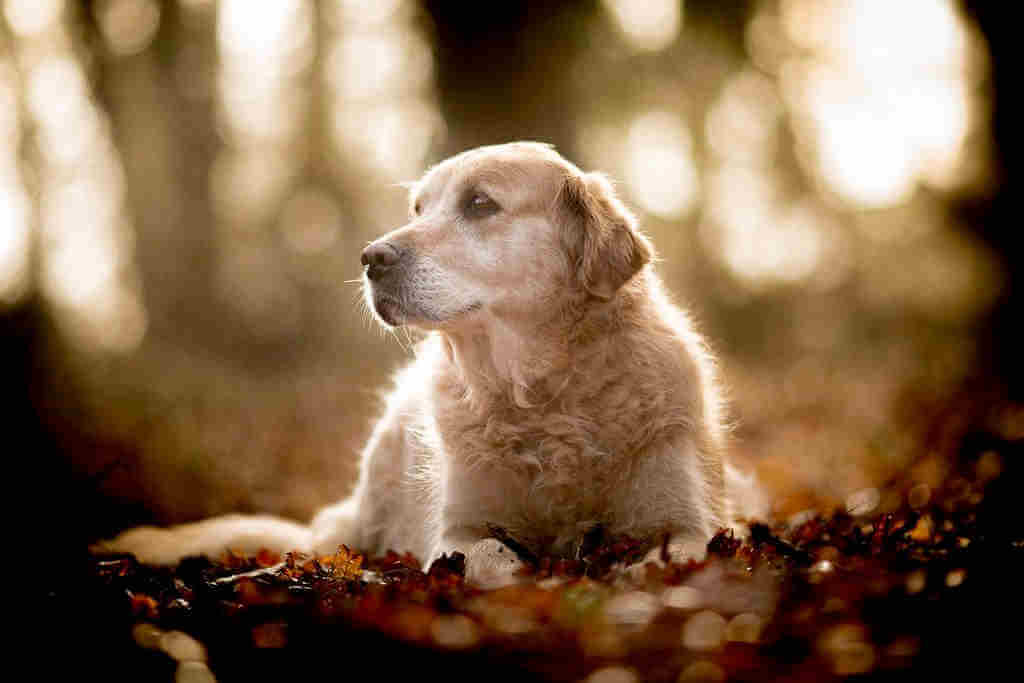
(47, 390, 1023, 682)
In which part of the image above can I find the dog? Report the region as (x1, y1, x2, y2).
(97, 142, 762, 587)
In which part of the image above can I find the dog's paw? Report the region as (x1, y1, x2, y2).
(464, 538, 529, 589)
(651, 537, 709, 566)
(621, 537, 710, 581)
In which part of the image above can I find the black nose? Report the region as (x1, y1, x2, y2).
(361, 242, 400, 279)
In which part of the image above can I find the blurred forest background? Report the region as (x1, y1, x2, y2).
(3, 0, 1019, 550)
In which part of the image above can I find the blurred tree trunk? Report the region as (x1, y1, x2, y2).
(97, 1, 221, 359)
(422, 1, 591, 156)
(961, 2, 1021, 397)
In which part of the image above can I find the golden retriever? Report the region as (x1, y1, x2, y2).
(98, 142, 762, 587)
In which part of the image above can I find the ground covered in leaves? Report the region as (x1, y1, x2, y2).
(54, 397, 1022, 682)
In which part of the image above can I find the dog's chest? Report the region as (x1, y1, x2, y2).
(435, 404, 629, 551)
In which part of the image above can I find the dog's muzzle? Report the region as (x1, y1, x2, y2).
(361, 241, 402, 282)
(361, 241, 407, 326)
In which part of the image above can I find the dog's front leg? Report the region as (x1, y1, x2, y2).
(611, 434, 727, 571)
(434, 458, 533, 587)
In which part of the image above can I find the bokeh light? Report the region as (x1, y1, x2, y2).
(217, 0, 312, 72)
(212, 0, 314, 337)
(94, 0, 162, 57)
(702, 172, 835, 289)
(623, 110, 700, 220)
(7, 1, 146, 352)
(2, 0, 63, 38)
(0, 185, 31, 305)
(0, 64, 31, 305)
(329, 0, 406, 29)
(325, 30, 433, 102)
(705, 69, 781, 167)
(326, 0, 442, 181)
(777, 0, 981, 207)
(601, 0, 683, 53)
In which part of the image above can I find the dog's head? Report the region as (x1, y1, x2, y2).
(361, 142, 652, 330)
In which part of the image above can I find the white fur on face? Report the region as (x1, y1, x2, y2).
(363, 145, 574, 332)
(363, 252, 485, 328)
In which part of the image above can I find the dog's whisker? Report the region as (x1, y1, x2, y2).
(387, 326, 411, 355)
(401, 326, 417, 355)
(353, 292, 378, 334)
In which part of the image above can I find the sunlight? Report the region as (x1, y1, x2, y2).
(332, 101, 440, 179)
(10, 13, 147, 351)
(778, 0, 979, 208)
(26, 56, 90, 138)
(781, 0, 965, 76)
(0, 66, 15, 137)
(0, 186, 31, 305)
(25, 56, 111, 170)
(212, 0, 320, 335)
(41, 226, 118, 310)
(705, 69, 781, 166)
(326, 2, 441, 184)
(2, 0, 63, 37)
(218, 75, 307, 144)
(326, 30, 433, 102)
(214, 0, 314, 150)
(602, 0, 682, 53)
(0, 69, 30, 304)
(39, 178, 121, 304)
(38, 175, 147, 350)
(800, 83, 920, 208)
(623, 110, 699, 219)
(786, 63, 971, 208)
(702, 167, 833, 289)
(761, 202, 827, 284)
(330, 0, 405, 29)
(217, 0, 312, 72)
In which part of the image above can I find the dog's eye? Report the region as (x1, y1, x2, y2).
(464, 192, 499, 218)
(413, 201, 422, 215)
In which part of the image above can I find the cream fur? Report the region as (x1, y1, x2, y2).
(97, 142, 763, 587)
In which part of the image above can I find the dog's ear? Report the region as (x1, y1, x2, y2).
(559, 172, 653, 300)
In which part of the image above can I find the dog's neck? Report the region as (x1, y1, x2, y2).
(438, 279, 643, 412)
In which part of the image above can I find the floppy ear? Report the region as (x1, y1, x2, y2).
(560, 172, 653, 300)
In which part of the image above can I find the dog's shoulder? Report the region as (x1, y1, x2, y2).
(614, 273, 727, 446)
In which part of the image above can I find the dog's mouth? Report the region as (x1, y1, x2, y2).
(370, 292, 405, 327)
(364, 276, 484, 329)
(372, 294, 483, 329)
